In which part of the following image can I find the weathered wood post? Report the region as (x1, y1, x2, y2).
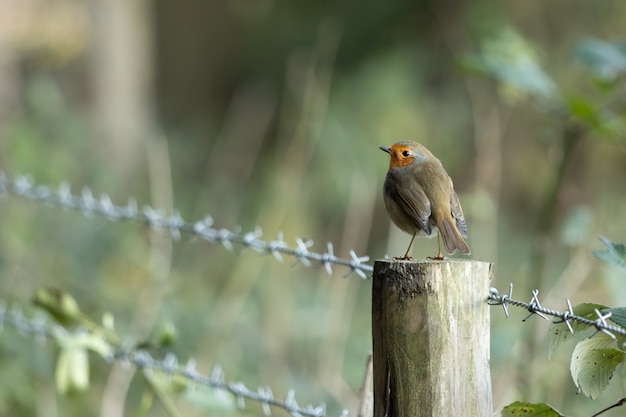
(372, 259, 492, 417)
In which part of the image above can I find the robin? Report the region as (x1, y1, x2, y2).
(380, 141, 470, 260)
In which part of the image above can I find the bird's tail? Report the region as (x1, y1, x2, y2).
(438, 217, 471, 255)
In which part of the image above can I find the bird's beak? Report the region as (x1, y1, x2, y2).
(379, 146, 391, 154)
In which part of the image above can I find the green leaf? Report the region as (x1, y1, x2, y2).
(77, 333, 114, 358)
(54, 330, 114, 358)
(461, 28, 561, 106)
(572, 38, 626, 82)
(501, 401, 564, 417)
(102, 312, 115, 332)
(603, 307, 626, 329)
(573, 303, 611, 318)
(566, 97, 626, 138)
(567, 97, 605, 130)
(33, 287, 82, 326)
(549, 322, 576, 361)
(594, 236, 626, 269)
(570, 333, 624, 399)
(56, 347, 89, 394)
(549, 303, 609, 359)
(52, 330, 113, 396)
(156, 321, 178, 348)
(568, 96, 601, 128)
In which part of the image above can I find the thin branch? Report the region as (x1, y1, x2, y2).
(590, 397, 626, 417)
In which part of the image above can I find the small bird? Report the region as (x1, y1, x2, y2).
(380, 141, 470, 260)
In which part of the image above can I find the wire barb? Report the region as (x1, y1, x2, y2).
(523, 290, 549, 321)
(487, 284, 511, 318)
(560, 299, 575, 334)
(592, 309, 616, 340)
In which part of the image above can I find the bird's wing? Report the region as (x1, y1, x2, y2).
(387, 171, 432, 234)
(449, 177, 468, 238)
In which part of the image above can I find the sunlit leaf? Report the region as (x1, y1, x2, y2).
(56, 347, 89, 395)
(594, 236, 626, 269)
(53, 330, 112, 396)
(77, 333, 114, 358)
(570, 333, 624, 399)
(156, 321, 178, 348)
(33, 287, 82, 326)
(102, 312, 115, 332)
(501, 401, 564, 417)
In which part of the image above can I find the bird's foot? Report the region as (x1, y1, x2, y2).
(393, 255, 414, 261)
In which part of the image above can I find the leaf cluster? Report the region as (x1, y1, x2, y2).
(31, 288, 232, 417)
(462, 30, 626, 138)
(501, 237, 626, 417)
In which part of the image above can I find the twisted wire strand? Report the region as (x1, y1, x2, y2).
(0, 305, 346, 417)
(0, 173, 372, 278)
(489, 284, 626, 338)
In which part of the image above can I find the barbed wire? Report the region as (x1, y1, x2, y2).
(488, 283, 626, 339)
(0, 304, 346, 417)
(7, 172, 626, 412)
(0, 172, 372, 278)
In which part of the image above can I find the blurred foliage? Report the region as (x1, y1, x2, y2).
(573, 39, 626, 83)
(462, 27, 562, 107)
(594, 237, 626, 269)
(1, 0, 626, 416)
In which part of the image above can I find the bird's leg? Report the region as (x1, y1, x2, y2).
(428, 234, 445, 261)
(395, 233, 416, 260)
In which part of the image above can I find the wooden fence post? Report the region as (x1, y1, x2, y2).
(372, 259, 493, 417)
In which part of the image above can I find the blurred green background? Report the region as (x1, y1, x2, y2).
(1, 0, 626, 416)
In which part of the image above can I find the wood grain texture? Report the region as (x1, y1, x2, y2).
(372, 259, 492, 417)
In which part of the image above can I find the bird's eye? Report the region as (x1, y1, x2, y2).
(401, 150, 411, 157)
